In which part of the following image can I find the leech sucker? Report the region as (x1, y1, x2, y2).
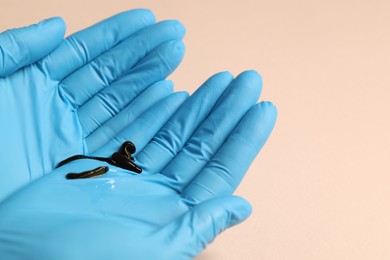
(66, 166, 109, 179)
(120, 141, 136, 157)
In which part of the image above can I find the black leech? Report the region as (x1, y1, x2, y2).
(66, 166, 109, 179)
(58, 141, 142, 179)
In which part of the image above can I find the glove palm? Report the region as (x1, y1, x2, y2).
(0, 71, 277, 259)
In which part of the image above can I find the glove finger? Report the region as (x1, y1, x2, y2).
(160, 196, 252, 258)
(182, 101, 277, 204)
(58, 20, 185, 109)
(78, 40, 185, 139)
(135, 72, 234, 174)
(86, 80, 174, 153)
(92, 92, 188, 157)
(38, 9, 155, 81)
(0, 17, 65, 77)
(161, 70, 262, 190)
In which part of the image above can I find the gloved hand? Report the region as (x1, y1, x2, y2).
(0, 9, 185, 200)
(0, 71, 277, 259)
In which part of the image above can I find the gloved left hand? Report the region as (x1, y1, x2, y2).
(0, 71, 277, 259)
(0, 9, 185, 201)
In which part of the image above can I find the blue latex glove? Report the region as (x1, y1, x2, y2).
(0, 9, 185, 201)
(0, 71, 277, 259)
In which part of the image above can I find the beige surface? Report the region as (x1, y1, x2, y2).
(2, 0, 390, 259)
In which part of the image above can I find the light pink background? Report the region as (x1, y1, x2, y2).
(2, 1, 389, 259)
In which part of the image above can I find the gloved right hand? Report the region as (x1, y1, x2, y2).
(0, 9, 185, 201)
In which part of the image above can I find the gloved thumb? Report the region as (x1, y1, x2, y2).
(0, 17, 66, 77)
(160, 196, 252, 259)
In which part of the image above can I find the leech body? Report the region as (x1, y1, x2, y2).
(66, 166, 109, 179)
(58, 141, 142, 179)
(57, 155, 113, 168)
(111, 152, 142, 173)
(57, 153, 141, 173)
